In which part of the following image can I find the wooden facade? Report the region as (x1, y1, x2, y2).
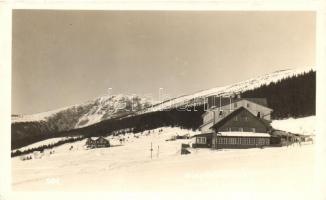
(194, 133, 270, 149)
(211, 107, 271, 133)
(193, 133, 213, 148)
(200, 98, 273, 134)
(195, 106, 272, 149)
(213, 135, 270, 149)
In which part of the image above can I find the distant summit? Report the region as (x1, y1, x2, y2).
(12, 67, 314, 131)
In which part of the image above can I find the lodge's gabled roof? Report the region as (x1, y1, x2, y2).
(87, 136, 109, 142)
(192, 132, 214, 138)
(202, 97, 273, 118)
(199, 119, 214, 129)
(210, 106, 272, 130)
(206, 97, 272, 110)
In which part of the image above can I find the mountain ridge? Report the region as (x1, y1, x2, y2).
(11, 67, 315, 150)
(12, 67, 314, 129)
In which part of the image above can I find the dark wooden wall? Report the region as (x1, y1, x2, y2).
(217, 109, 268, 133)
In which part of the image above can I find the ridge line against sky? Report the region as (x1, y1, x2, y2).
(12, 11, 315, 114)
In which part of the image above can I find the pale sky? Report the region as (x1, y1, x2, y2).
(12, 11, 315, 114)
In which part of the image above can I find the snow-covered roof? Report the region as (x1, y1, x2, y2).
(218, 132, 271, 137)
(206, 98, 271, 110)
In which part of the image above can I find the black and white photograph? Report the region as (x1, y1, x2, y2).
(1, 2, 326, 200)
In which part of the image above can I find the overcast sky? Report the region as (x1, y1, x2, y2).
(12, 11, 315, 114)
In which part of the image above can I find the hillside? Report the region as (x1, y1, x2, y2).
(11, 116, 315, 157)
(12, 94, 152, 129)
(11, 67, 315, 149)
(144, 67, 313, 112)
(12, 126, 314, 195)
(241, 70, 315, 118)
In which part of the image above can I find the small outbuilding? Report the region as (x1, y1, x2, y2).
(86, 136, 110, 148)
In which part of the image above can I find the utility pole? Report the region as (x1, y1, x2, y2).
(219, 95, 221, 109)
(150, 142, 153, 159)
(157, 145, 159, 158)
(108, 88, 112, 97)
(229, 95, 232, 111)
(159, 88, 163, 111)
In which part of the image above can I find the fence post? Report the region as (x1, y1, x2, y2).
(150, 142, 153, 159)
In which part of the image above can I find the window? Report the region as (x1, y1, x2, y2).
(239, 138, 243, 145)
(241, 138, 252, 145)
(217, 137, 230, 145)
(265, 139, 270, 145)
(234, 116, 238, 121)
(257, 112, 261, 118)
(245, 116, 248, 121)
(227, 127, 232, 132)
(257, 138, 268, 145)
(219, 111, 223, 116)
(217, 138, 221, 144)
(252, 128, 256, 132)
(229, 138, 237, 145)
(247, 103, 250, 108)
(197, 137, 207, 144)
(234, 102, 237, 108)
(250, 138, 255, 145)
(239, 127, 244, 132)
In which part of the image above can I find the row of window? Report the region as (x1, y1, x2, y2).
(197, 137, 207, 144)
(216, 137, 269, 145)
(226, 127, 256, 132)
(234, 116, 249, 121)
(197, 136, 269, 145)
(88, 140, 108, 144)
(233, 113, 262, 121)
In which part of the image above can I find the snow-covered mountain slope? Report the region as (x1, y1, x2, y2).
(12, 67, 314, 131)
(12, 94, 152, 130)
(12, 115, 316, 153)
(73, 94, 152, 128)
(12, 127, 199, 153)
(12, 136, 81, 152)
(12, 126, 314, 194)
(145, 67, 314, 112)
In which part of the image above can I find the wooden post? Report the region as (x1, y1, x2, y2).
(229, 96, 231, 111)
(219, 96, 221, 108)
(287, 134, 289, 147)
(150, 142, 153, 159)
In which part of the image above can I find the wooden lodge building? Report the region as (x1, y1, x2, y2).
(86, 136, 110, 148)
(194, 97, 273, 149)
(200, 97, 273, 133)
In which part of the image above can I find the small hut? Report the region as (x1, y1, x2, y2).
(86, 137, 110, 148)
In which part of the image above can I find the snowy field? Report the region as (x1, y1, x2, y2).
(271, 116, 315, 135)
(13, 136, 81, 152)
(12, 126, 315, 195)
